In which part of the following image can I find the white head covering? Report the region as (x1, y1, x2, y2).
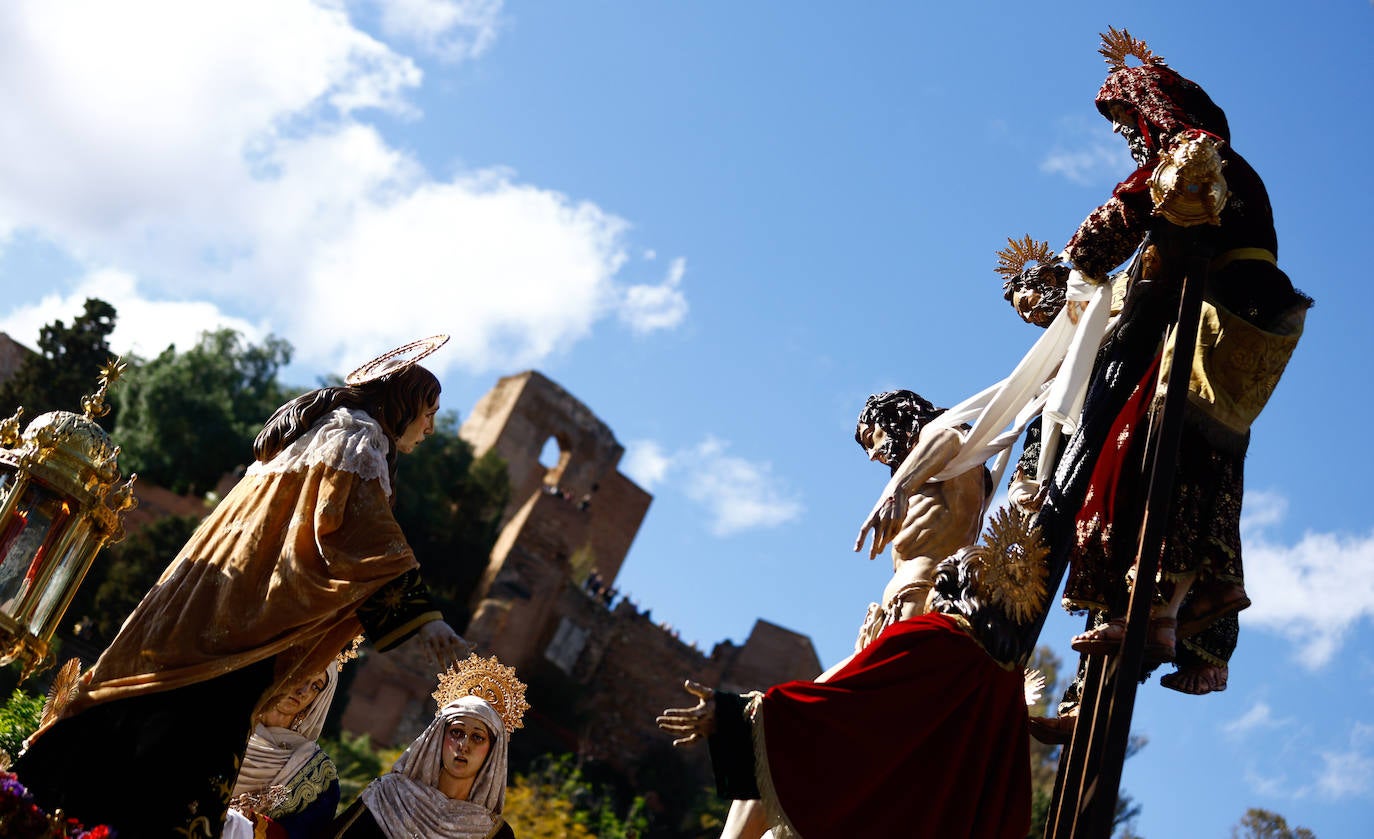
(232, 667, 339, 797)
(360, 695, 510, 839)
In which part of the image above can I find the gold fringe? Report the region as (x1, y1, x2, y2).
(751, 694, 804, 839)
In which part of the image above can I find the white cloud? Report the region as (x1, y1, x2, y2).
(367, 0, 504, 62)
(1241, 494, 1374, 669)
(1039, 119, 1131, 186)
(0, 0, 688, 378)
(619, 257, 689, 335)
(624, 436, 803, 536)
(685, 437, 803, 537)
(622, 440, 674, 490)
(1224, 701, 1281, 738)
(1314, 744, 1374, 800)
(0, 269, 266, 361)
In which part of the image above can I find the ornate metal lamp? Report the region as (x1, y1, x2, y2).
(0, 360, 136, 676)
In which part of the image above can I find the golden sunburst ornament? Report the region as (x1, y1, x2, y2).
(994, 235, 1058, 279)
(1098, 26, 1166, 72)
(977, 506, 1050, 623)
(434, 653, 530, 734)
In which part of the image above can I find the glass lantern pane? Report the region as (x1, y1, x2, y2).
(30, 520, 94, 638)
(0, 484, 70, 617)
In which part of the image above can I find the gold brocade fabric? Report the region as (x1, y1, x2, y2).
(1159, 294, 1307, 435)
(57, 463, 418, 724)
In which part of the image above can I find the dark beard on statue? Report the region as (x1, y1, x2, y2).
(879, 435, 914, 477)
(1120, 122, 1153, 166)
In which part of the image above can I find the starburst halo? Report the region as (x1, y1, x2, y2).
(1098, 26, 1166, 72)
(978, 506, 1050, 624)
(994, 235, 1058, 279)
(433, 653, 530, 734)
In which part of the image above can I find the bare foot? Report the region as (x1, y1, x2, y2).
(1160, 663, 1228, 695)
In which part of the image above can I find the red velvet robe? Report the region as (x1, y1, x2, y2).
(714, 612, 1031, 839)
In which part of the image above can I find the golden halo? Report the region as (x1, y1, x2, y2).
(994, 235, 1058, 279)
(344, 334, 450, 386)
(1098, 26, 1166, 72)
(977, 506, 1050, 624)
(434, 654, 530, 734)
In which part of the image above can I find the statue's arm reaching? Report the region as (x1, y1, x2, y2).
(656, 680, 716, 747)
(854, 426, 963, 559)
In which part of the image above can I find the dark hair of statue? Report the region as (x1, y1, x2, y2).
(928, 552, 1023, 666)
(1002, 262, 1069, 328)
(855, 390, 945, 477)
(252, 363, 441, 491)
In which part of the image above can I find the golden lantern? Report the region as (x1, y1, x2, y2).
(0, 360, 136, 676)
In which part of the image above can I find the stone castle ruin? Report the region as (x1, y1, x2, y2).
(343, 370, 820, 778)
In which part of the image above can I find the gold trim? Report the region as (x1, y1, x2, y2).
(370, 610, 443, 651)
(1210, 248, 1277, 272)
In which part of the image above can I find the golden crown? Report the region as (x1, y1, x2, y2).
(994, 235, 1058, 280)
(434, 654, 530, 734)
(1099, 26, 1166, 72)
(966, 506, 1050, 624)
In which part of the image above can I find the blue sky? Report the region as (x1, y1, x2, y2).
(2, 1, 1371, 835)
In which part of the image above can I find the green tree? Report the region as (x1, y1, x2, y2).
(1233, 808, 1317, 839)
(1024, 646, 1144, 839)
(392, 415, 509, 626)
(0, 298, 119, 427)
(504, 754, 648, 839)
(317, 730, 404, 807)
(65, 514, 203, 647)
(113, 328, 293, 494)
(0, 688, 43, 762)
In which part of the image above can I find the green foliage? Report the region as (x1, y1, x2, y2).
(113, 328, 293, 494)
(0, 689, 43, 762)
(1023, 645, 1144, 839)
(65, 515, 203, 647)
(0, 298, 119, 428)
(392, 417, 509, 623)
(318, 731, 403, 808)
(505, 754, 649, 839)
(1233, 807, 1317, 839)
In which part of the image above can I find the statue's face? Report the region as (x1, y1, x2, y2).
(269, 672, 327, 719)
(1011, 286, 1045, 325)
(857, 421, 907, 466)
(441, 718, 492, 790)
(396, 398, 439, 454)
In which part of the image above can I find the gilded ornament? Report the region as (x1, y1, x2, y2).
(1149, 132, 1230, 227)
(977, 506, 1050, 624)
(1098, 26, 1166, 71)
(994, 235, 1058, 279)
(434, 653, 530, 734)
(0, 408, 21, 448)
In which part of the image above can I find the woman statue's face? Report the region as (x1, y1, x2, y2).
(396, 398, 439, 454)
(440, 718, 492, 791)
(266, 672, 327, 723)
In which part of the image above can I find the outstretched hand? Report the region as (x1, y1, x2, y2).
(655, 680, 717, 747)
(855, 487, 908, 560)
(418, 619, 471, 672)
